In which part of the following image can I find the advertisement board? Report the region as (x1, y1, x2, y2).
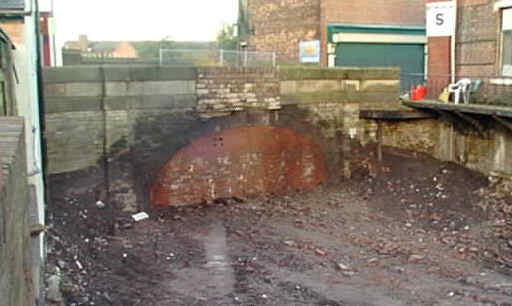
(299, 40, 320, 63)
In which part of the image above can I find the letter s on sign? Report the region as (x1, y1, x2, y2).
(436, 13, 444, 26)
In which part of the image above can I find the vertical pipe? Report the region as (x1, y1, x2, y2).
(220, 49, 224, 66)
(377, 122, 383, 163)
(451, 0, 457, 84)
(272, 52, 277, 67)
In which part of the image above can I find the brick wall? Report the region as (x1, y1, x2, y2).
(324, 0, 425, 26)
(427, 0, 499, 78)
(247, 0, 321, 63)
(427, 36, 451, 98)
(196, 67, 280, 118)
(151, 126, 327, 206)
(246, 0, 425, 65)
(0, 117, 35, 306)
(455, 0, 498, 76)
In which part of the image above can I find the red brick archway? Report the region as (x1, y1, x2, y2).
(151, 126, 327, 207)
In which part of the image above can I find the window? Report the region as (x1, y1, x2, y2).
(502, 9, 512, 76)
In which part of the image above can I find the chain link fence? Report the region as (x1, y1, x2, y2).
(159, 49, 277, 67)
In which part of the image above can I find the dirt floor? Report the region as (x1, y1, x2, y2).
(45, 147, 512, 306)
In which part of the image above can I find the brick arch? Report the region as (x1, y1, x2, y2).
(151, 126, 327, 207)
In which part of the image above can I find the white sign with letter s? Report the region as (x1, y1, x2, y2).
(426, 1, 456, 37)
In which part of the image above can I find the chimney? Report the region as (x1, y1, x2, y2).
(78, 34, 89, 52)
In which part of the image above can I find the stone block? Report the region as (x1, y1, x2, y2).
(103, 66, 197, 82)
(360, 80, 400, 92)
(281, 81, 297, 95)
(106, 81, 196, 96)
(45, 82, 102, 97)
(296, 80, 342, 93)
(132, 95, 197, 110)
(43, 66, 101, 83)
(45, 97, 102, 113)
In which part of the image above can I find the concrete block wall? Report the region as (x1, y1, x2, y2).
(43, 66, 197, 174)
(279, 67, 401, 137)
(0, 117, 35, 306)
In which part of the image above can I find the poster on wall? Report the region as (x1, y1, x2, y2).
(299, 40, 320, 63)
(426, 1, 456, 37)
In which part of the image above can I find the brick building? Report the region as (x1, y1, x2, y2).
(0, 0, 56, 66)
(423, 0, 512, 100)
(64, 35, 139, 59)
(454, 0, 509, 77)
(239, 0, 426, 89)
(90, 41, 139, 58)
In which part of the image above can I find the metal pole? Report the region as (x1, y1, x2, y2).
(220, 49, 224, 66)
(451, 0, 457, 84)
(159, 49, 163, 66)
(272, 52, 277, 67)
(244, 49, 248, 67)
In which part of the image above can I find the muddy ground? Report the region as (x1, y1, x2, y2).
(46, 147, 512, 305)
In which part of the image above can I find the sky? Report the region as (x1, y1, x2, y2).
(54, 0, 239, 46)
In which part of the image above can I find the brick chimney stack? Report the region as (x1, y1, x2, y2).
(78, 34, 89, 52)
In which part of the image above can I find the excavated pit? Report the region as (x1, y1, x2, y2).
(45, 144, 512, 306)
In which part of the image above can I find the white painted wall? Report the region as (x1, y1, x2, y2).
(10, 0, 47, 299)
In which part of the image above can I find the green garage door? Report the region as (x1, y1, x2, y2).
(335, 43, 424, 92)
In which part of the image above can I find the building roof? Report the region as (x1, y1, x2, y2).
(0, 0, 25, 11)
(90, 41, 121, 53)
(0, 27, 15, 49)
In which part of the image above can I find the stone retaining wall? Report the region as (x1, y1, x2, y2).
(43, 66, 400, 176)
(363, 118, 512, 177)
(43, 65, 400, 207)
(43, 65, 512, 207)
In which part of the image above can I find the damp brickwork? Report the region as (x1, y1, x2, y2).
(151, 126, 327, 206)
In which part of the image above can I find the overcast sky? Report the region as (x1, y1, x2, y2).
(54, 0, 238, 45)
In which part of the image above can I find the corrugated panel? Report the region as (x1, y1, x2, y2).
(335, 43, 425, 91)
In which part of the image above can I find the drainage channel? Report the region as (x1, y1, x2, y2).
(168, 220, 235, 300)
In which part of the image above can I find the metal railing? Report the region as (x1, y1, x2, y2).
(401, 73, 512, 107)
(159, 49, 277, 67)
